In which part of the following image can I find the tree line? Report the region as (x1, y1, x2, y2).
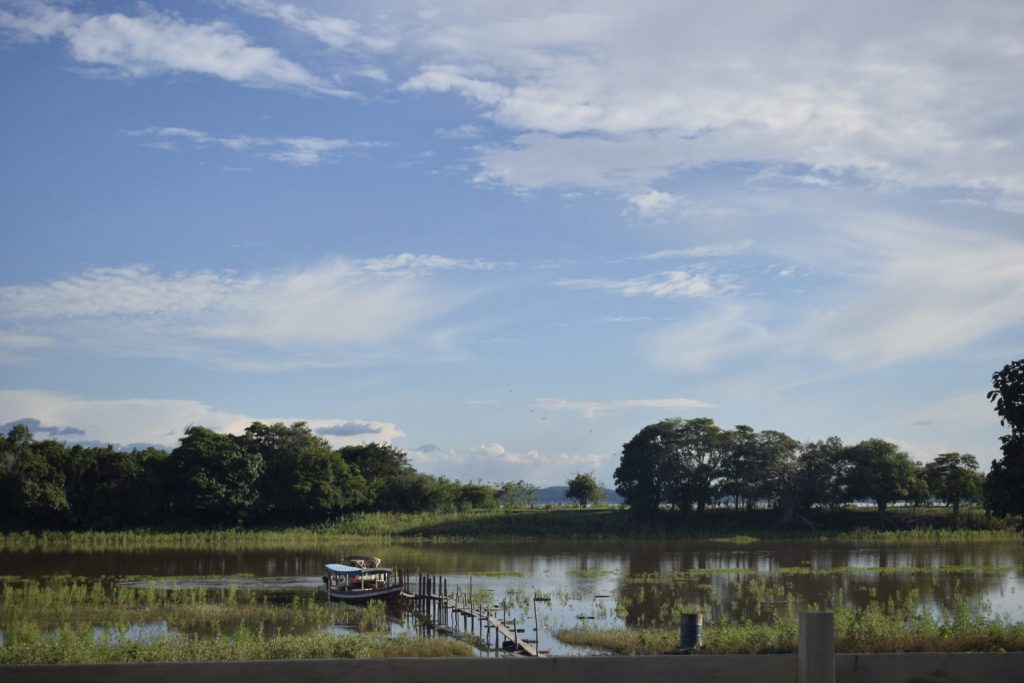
(614, 359, 1024, 524)
(0, 421, 538, 530)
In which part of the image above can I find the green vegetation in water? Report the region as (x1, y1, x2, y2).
(625, 563, 1022, 584)
(566, 568, 618, 578)
(0, 629, 472, 664)
(0, 577, 471, 664)
(558, 596, 1024, 655)
(468, 571, 523, 577)
(3, 509, 1019, 552)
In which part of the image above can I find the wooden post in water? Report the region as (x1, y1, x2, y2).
(799, 611, 834, 683)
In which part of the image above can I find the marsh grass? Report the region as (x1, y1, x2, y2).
(557, 595, 1024, 655)
(0, 578, 471, 664)
(1, 578, 343, 637)
(4, 509, 1019, 552)
(0, 629, 473, 664)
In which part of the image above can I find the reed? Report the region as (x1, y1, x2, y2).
(558, 588, 1024, 655)
(3, 509, 1019, 552)
(0, 626, 473, 664)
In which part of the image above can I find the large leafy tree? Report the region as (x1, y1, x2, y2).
(565, 472, 604, 507)
(722, 427, 799, 510)
(925, 452, 983, 518)
(669, 417, 731, 513)
(497, 480, 539, 509)
(796, 436, 849, 511)
(843, 439, 916, 515)
(339, 442, 411, 510)
(241, 422, 365, 523)
(166, 426, 264, 526)
(985, 359, 1024, 524)
(0, 426, 69, 528)
(61, 445, 166, 529)
(614, 419, 684, 516)
(614, 417, 730, 515)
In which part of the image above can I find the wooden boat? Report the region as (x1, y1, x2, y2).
(322, 558, 403, 603)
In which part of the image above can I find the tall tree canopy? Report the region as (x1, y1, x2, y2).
(985, 359, 1024, 523)
(925, 452, 982, 518)
(842, 439, 916, 515)
(565, 472, 603, 507)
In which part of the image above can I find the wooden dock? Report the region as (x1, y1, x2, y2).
(401, 573, 543, 657)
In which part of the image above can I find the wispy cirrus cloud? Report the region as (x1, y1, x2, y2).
(638, 240, 754, 260)
(127, 127, 381, 166)
(360, 253, 496, 272)
(399, 2, 1024, 208)
(0, 1, 350, 96)
(554, 270, 733, 298)
(224, 0, 395, 52)
(534, 397, 715, 419)
(0, 255, 487, 367)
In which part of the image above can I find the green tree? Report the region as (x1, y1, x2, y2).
(796, 437, 849, 511)
(843, 439, 916, 515)
(0, 427, 70, 528)
(339, 442, 411, 511)
(497, 480, 539, 509)
(722, 427, 799, 510)
(985, 359, 1024, 526)
(667, 417, 731, 513)
(61, 445, 167, 529)
(615, 417, 730, 515)
(166, 426, 263, 526)
(614, 419, 683, 516)
(241, 422, 365, 523)
(925, 452, 983, 518)
(565, 472, 603, 507)
(456, 482, 499, 510)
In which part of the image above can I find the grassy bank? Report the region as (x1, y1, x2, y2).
(557, 599, 1024, 655)
(3, 508, 1019, 551)
(0, 630, 473, 664)
(0, 577, 472, 664)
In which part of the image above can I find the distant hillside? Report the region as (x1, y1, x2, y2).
(536, 485, 622, 505)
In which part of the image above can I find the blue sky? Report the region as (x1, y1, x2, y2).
(0, 0, 1021, 485)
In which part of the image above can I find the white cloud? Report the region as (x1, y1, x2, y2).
(646, 305, 773, 372)
(638, 240, 754, 260)
(226, 0, 395, 52)
(799, 218, 1024, 365)
(625, 190, 677, 217)
(0, 2, 349, 96)
(0, 389, 402, 449)
(554, 270, 729, 298)
(401, 65, 510, 104)
(642, 215, 1024, 372)
(360, 253, 496, 272)
(434, 123, 484, 139)
(0, 331, 54, 364)
(395, 2, 1024, 206)
(0, 256, 481, 365)
(409, 441, 607, 486)
(534, 397, 715, 418)
(128, 127, 376, 166)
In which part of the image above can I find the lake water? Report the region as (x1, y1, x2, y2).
(2, 539, 1022, 655)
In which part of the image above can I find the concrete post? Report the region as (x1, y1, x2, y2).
(798, 611, 834, 683)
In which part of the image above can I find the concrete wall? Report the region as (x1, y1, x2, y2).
(3, 652, 1023, 683)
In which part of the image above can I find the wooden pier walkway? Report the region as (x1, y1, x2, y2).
(402, 573, 543, 657)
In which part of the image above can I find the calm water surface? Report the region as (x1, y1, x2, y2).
(3, 539, 1022, 655)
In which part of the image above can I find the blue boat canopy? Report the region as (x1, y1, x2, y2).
(325, 563, 391, 575)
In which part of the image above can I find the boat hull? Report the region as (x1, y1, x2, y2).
(326, 584, 404, 604)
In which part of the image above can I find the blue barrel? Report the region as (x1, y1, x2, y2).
(679, 613, 703, 649)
